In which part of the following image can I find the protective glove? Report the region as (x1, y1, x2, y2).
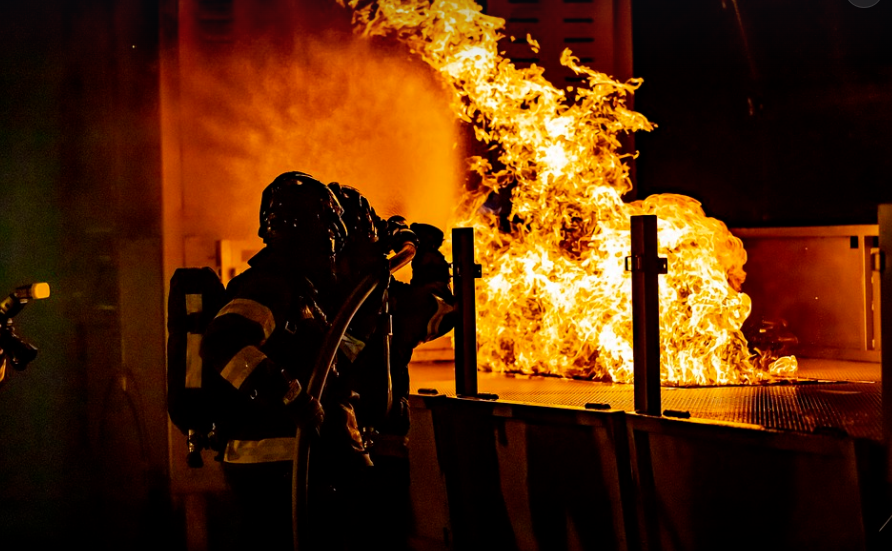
(385, 215, 419, 253)
(409, 223, 451, 286)
(410, 222, 444, 251)
(283, 380, 325, 435)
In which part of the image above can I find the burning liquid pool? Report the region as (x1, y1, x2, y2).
(339, 0, 797, 386)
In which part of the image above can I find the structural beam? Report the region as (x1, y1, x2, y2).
(452, 228, 481, 397)
(628, 215, 667, 416)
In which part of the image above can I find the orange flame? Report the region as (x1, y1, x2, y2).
(341, 0, 797, 385)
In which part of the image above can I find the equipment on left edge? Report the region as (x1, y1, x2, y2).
(0, 282, 50, 387)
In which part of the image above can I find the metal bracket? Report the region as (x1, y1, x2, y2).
(872, 250, 885, 273)
(453, 263, 482, 278)
(624, 255, 668, 274)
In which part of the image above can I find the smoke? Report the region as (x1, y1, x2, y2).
(176, 5, 463, 253)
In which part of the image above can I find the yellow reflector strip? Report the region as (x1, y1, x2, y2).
(185, 333, 203, 389)
(338, 334, 366, 363)
(216, 298, 275, 340)
(220, 345, 267, 390)
(185, 293, 203, 315)
(224, 437, 295, 464)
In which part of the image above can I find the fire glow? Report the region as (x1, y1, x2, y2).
(339, 0, 798, 385)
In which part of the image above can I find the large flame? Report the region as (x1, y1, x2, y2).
(339, 0, 797, 385)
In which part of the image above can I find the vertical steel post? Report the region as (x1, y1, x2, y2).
(628, 215, 666, 416)
(452, 228, 480, 397)
(879, 206, 892, 480)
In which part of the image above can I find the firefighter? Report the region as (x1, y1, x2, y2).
(328, 182, 456, 550)
(200, 171, 364, 550)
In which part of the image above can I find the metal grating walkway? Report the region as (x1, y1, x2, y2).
(409, 358, 883, 441)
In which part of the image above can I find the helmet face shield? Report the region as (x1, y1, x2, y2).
(259, 172, 348, 256)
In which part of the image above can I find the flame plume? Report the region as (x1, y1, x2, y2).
(339, 0, 797, 385)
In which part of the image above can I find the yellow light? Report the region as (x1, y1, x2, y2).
(30, 282, 50, 300)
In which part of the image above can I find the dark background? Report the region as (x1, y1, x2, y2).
(0, 1, 170, 548)
(632, 0, 892, 227)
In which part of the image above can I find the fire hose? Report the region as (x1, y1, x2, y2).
(292, 242, 416, 551)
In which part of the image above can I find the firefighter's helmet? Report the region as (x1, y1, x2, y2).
(328, 182, 384, 248)
(258, 171, 348, 256)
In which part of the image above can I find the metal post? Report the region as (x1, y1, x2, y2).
(879, 205, 892, 480)
(627, 215, 667, 416)
(453, 228, 481, 397)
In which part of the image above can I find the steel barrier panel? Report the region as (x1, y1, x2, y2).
(625, 413, 866, 551)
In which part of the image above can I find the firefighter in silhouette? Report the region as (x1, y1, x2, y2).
(200, 171, 366, 550)
(328, 182, 456, 550)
